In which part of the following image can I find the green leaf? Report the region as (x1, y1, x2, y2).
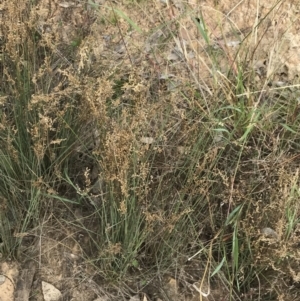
(214, 106, 242, 113)
(113, 8, 142, 34)
(193, 16, 209, 45)
(131, 258, 139, 268)
(280, 123, 297, 134)
(225, 204, 243, 226)
(211, 256, 226, 277)
(232, 226, 239, 272)
(87, 0, 98, 10)
(43, 193, 80, 204)
(213, 128, 230, 134)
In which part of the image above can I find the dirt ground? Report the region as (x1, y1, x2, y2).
(1, 0, 300, 300)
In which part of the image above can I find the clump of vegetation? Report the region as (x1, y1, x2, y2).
(0, 0, 300, 300)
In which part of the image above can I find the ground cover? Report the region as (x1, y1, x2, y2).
(1, 0, 300, 300)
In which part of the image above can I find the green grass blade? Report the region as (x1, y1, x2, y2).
(211, 256, 226, 277)
(192, 15, 209, 45)
(225, 204, 243, 226)
(280, 123, 297, 134)
(113, 8, 143, 34)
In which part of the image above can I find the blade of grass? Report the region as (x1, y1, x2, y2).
(112, 8, 143, 34)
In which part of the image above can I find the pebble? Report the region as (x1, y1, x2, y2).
(0, 274, 5, 285)
(261, 227, 278, 239)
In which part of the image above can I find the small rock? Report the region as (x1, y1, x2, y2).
(261, 227, 278, 239)
(42, 281, 62, 301)
(140, 137, 154, 144)
(0, 274, 5, 285)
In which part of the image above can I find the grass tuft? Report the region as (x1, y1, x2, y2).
(0, 0, 300, 300)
